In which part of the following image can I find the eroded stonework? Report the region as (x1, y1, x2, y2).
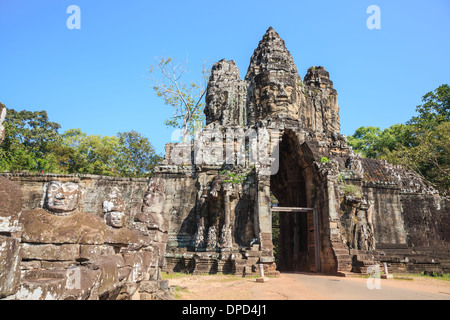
(0, 28, 449, 300)
(157, 27, 449, 276)
(0, 105, 23, 299)
(205, 59, 247, 127)
(0, 173, 172, 300)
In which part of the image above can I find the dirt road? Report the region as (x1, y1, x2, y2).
(168, 272, 450, 300)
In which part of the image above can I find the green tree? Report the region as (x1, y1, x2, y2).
(347, 126, 383, 158)
(60, 129, 162, 177)
(389, 84, 450, 191)
(347, 84, 449, 192)
(408, 84, 450, 130)
(117, 130, 162, 178)
(62, 130, 121, 176)
(149, 57, 209, 140)
(0, 109, 63, 172)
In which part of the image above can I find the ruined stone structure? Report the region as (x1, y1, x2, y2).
(0, 169, 172, 299)
(0, 104, 23, 298)
(158, 27, 449, 276)
(0, 27, 449, 300)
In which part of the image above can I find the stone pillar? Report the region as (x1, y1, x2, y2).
(255, 174, 275, 270)
(220, 183, 233, 251)
(0, 104, 23, 298)
(0, 179, 23, 298)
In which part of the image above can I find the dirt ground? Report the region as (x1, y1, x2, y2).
(166, 272, 450, 300)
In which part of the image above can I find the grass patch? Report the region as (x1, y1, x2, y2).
(172, 285, 189, 300)
(414, 273, 450, 281)
(342, 184, 362, 197)
(393, 275, 414, 280)
(161, 272, 191, 280)
(354, 272, 450, 282)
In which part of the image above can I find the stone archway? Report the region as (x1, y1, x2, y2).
(270, 130, 319, 272)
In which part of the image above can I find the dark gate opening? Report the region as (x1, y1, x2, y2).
(270, 131, 319, 273)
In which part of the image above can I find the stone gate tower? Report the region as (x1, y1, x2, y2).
(156, 27, 449, 276)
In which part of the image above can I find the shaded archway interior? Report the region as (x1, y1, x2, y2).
(270, 130, 318, 272)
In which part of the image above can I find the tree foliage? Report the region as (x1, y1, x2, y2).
(117, 131, 162, 178)
(348, 84, 450, 193)
(0, 109, 63, 172)
(149, 57, 209, 140)
(0, 108, 162, 178)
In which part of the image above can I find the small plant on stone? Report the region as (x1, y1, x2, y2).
(342, 184, 362, 197)
(220, 166, 254, 185)
(320, 157, 331, 164)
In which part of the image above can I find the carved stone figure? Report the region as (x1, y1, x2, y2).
(204, 59, 247, 127)
(302, 66, 340, 134)
(220, 183, 234, 251)
(45, 181, 80, 215)
(103, 187, 126, 228)
(254, 70, 299, 120)
(206, 225, 217, 252)
(136, 178, 168, 233)
(194, 188, 208, 251)
(246, 27, 301, 123)
(220, 225, 233, 251)
(194, 219, 206, 251)
(104, 211, 125, 229)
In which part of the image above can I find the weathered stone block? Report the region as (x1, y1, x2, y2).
(139, 280, 158, 293)
(88, 255, 123, 299)
(41, 261, 77, 270)
(0, 236, 21, 298)
(80, 245, 115, 261)
(20, 209, 140, 245)
(0, 177, 22, 234)
(13, 269, 101, 300)
(21, 243, 80, 261)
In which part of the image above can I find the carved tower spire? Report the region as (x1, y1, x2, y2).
(245, 27, 303, 124)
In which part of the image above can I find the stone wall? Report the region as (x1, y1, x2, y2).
(0, 173, 172, 300)
(0, 177, 22, 298)
(338, 157, 450, 274)
(0, 173, 148, 224)
(156, 164, 262, 276)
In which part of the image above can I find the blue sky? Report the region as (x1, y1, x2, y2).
(1, 0, 449, 154)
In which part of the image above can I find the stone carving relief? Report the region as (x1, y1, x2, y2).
(45, 181, 80, 216)
(204, 59, 247, 127)
(102, 187, 126, 228)
(254, 70, 300, 120)
(340, 194, 375, 251)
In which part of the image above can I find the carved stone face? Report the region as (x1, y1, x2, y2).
(142, 178, 165, 212)
(104, 211, 125, 228)
(46, 181, 79, 214)
(205, 90, 228, 123)
(102, 187, 126, 228)
(102, 187, 125, 213)
(255, 71, 298, 118)
(209, 179, 222, 198)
